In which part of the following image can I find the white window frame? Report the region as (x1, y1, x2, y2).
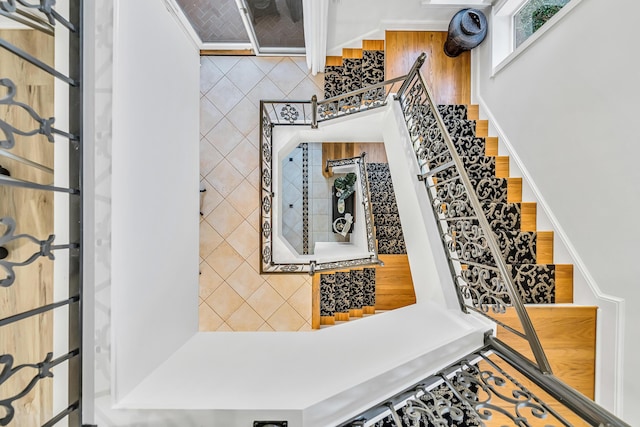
(491, 0, 582, 75)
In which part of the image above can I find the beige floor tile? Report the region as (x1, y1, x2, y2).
(247, 283, 285, 320)
(205, 76, 244, 115)
(226, 261, 265, 300)
(246, 207, 260, 233)
(226, 303, 265, 331)
(200, 137, 224, 176)
(246, 76, 286, 103)
(226, 97, 259, 136)
(247, 166, 261, 189)
(247, 126, 260, 148)
(287, 282, 312, 321)
(200, 97, 224, 135)
(199, 179, 224, 218)
(199, 261, 223, 300)
(205, 283, 244, 319)
(206, 200, 243, 238)
(217, 322, 233, 332)
(210, 56, 240, 74)
(200, 57, 224, 95)
(226, 179, 259, 219)
(204, 242, 244, 279)
(270, 58, 307, 95)
(227, 220, 259, 258)
(226, 57, 265, 95)
(267, 304, 306, 331)
(298, 322, 312, 332)
(258, 322, 275, 332)
(205, 118, 243, 157)
(266, 274, 306, 300)
(206, 159, 244, 197)
(250, 56, 282, 74)
(246, 248, 262, 273)
(199, 221, 224, 259)
(199, 304, 225, 331)
(288, 77, 323, 103)
(227, 139, 259, 178)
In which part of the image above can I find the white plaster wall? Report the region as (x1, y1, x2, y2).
(111, 0, 200, 401)
(326, 1, 462, 54)
(474, 0, 639, 421)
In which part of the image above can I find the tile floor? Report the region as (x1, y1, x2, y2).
(199, 55, 324, 331)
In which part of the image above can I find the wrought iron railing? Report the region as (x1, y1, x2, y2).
(258, 63, 413, 274)
(338, 333, 629, 427)
(395, 53, 553, 374)
(324, 152, 378, 255)
(0, 1, 82, 426)
(259, 101, 381, 274)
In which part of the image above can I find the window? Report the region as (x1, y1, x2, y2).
(492, 0, 581, 73)
(514, 0, 570, 48)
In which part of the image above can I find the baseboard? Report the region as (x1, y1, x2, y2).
(475, 92, 625, 417)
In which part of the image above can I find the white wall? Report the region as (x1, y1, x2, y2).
(474, 0, 639, 422)
(326, 1, 476, 54)
(111, 0, 200, 401)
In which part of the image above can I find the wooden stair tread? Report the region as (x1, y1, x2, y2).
(342, 48, 363, 59)
(496, 306, 596, 399)
(326, 56, 342, 66)
(362, 40, 385, 50)
(484, 136, 498, 156)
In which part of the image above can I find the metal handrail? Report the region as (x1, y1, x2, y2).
(326, 152, 379, 258)
(259, 103, 381, 274)
(396, 54, 552, 374)
(337, 332, 630, 427)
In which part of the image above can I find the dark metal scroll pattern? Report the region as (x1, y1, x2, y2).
(0, 78, 77, 149)
(260, 106, 303, 273)
(440, 358, 569, 426)
(364, 358, 569, 427)
(0, 0, 76, 31)
(0, 217, 62, 288)
(399, 76, 516, 317)
(280, 104, 299, 123)
(0, 351, 77, 426)
(317, 82, 394, 121)
(260, 107, 274, 268)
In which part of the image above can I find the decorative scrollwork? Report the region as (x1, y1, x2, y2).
(0, 78, 58, 149)
(458, 265, 510, 313)
(446, 220, 492, 264)
(262, 142, 271, 163)
(0, 217, 63, 288)
(280, 104, 299, 123)
(262, 168, 271, 187)
(262, 195, 271, 214)
(0, 350, 77, 426)
(261, 221, 271, 239)
(4, 0, 77, 31)
(440, 358, 570, 426)
(262, 246, 271, 265)
(262, 115, 272, 139)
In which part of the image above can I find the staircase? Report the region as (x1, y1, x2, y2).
(366, 163, 406, 255)
(318, 32, 596, 399)
(425, 104, 597, 398)
(324, 40, 385, 100)
(312, 161, 416, 328)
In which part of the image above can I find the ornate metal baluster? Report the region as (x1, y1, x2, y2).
(0, 78, 78, 149)
(0, 217, 77, 287)
(0, 350, 78, 426)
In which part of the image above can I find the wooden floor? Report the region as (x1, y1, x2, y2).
(0, 29, 55, 426)
(385, 31, 471, 105)
(497, 306, 597, 399)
